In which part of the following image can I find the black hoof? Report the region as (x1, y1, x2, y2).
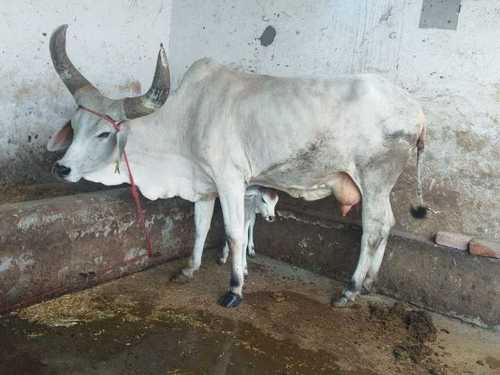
(171, 271, 192, 284)
(218, 291, 242, 308)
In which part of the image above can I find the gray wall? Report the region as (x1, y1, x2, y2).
(2, 1, 499, 242)
(0, 0, 172, 184)
(168, 0, 500, 241)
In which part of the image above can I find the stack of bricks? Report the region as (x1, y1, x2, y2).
(434, 231, 500, 259)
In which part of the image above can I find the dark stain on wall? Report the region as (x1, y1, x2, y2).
(259, 26, 276, 47)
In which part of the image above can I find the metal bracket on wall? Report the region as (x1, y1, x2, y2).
(419, 0, 462, 30)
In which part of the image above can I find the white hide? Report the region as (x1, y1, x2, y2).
(68, 59, 423, 204)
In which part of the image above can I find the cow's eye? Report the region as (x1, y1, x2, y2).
(97, 132, 111, 139)
(261, 197, 266, 204)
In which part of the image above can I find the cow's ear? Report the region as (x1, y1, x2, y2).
(47, 121, 73, 151)
(245, 186, 261, 197)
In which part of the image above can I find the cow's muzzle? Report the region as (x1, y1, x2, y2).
(265, 216, 275, 223)
(53, 163, 71, 178)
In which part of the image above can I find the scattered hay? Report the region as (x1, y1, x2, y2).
(18, 292, 114, 327)
(17, 290, 146, 327)
(150, 308, 209, 330)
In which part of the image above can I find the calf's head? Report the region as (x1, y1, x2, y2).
(47, 25, 170, 182)
(252, 188, 279, 222)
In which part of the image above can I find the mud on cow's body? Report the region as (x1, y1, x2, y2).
(47, 25, 426, 308)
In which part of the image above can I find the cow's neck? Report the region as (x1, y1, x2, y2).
(84, 98, 201, 201)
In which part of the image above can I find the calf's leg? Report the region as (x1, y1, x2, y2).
(241, 221, 251, 276)
(219, 242, 230, 265)
(247, 215, 256, 257)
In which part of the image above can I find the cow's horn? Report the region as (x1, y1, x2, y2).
(50, 24, 100, 99)
(122, 44, 170, 119)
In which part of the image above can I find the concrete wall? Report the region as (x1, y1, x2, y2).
(0, 0, 172, 185)
(2, 1, 499, 242)
(167, 0, 500, 241)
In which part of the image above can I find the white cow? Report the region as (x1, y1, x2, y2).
(47, 25, 427, 308)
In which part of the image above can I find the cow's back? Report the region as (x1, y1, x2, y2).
(175, 59, 423, 193)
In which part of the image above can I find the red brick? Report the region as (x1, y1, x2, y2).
(469, 239, 500, 259)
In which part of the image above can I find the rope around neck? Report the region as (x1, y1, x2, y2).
(79, 105, 154, 258)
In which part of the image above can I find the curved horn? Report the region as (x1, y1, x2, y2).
(122, 44, 170, 119)
(50, 24, 100, 98)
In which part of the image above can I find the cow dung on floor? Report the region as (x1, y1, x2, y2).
(1, 255, 499, 375)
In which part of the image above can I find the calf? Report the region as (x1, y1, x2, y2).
(179, 186, 278, 281)
(219, 187, 279, 274)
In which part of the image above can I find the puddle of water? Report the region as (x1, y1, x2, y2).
(0, 308, 364, 375)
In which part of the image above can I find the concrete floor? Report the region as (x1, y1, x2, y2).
(1, 253, 499, 375)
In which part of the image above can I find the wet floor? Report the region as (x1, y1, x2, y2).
(1, 254, 499, 374)
(1, 306, 348, 374)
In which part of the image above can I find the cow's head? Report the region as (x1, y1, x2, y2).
(47, 25, 170, 182)
(251, 187, 279, 222)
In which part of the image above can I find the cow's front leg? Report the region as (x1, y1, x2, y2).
(217, 183, 246, 308)
(333, 193, 393, 307)
(174, 199, 215, 283)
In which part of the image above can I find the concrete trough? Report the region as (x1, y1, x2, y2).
(0, 187, 222, 313)
(1, 187, 499, 330)
(255, 195, 500, 329)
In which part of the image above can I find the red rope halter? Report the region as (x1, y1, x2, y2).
(79, 105, 154, 258)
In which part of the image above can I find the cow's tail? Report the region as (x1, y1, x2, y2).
(410, 113, 428, 219)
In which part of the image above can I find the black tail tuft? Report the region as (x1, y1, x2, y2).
(410, 205, 428, 219)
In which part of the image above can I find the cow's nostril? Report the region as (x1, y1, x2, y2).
(267, 216, 275, 222)
(54, 163, 71, 177)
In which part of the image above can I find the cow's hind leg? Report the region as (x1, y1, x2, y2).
(217, 181, 246, 308)
(363, 202, 394, 292)
(364, 195, 395, 292)
(333, 192, 394, 307)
